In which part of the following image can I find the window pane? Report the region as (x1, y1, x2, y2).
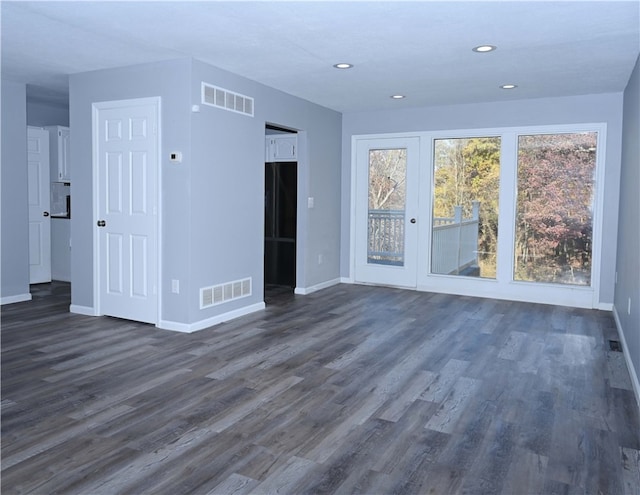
(431, 137, 500, 278)
(368, 149, 406, 266)
(514, 132, 597, 285)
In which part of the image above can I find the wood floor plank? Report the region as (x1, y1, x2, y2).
(1, 281, 638, 495)
(622, 447, 640, 495)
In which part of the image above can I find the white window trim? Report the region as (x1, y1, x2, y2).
(349, 123, 607, 309)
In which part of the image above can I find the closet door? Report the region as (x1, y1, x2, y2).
(27, 127, 51, 284)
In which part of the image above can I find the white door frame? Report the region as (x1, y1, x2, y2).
(92, 97, 162, 324)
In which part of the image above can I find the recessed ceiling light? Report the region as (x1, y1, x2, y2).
(390, 95, 405, 99)
(500, 84, 518, 89)
(333, 63, 353, 69)
(472, 45, 496, 53)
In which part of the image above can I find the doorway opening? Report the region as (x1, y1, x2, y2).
(264, 125, 297, 302)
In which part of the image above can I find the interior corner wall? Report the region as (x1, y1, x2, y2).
(1, 79, 30, 302)
(187, 59, 341, 325)
(615, 54, 640, 396)
(68, 57, 341, 328)
(27, 99, 70, 127)
(68, 58, 193, 323)
(340, 92, 625, 306)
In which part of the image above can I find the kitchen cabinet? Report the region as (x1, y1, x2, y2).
(45, 125, 70, 181)
(51, 218, 71, 282)
(265, 134, 297, 162)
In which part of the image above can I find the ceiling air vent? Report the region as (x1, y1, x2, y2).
(201, 82, 254, 117)
(200, 277, 252, 309)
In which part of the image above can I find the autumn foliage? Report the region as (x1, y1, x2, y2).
(515, 133, 596, 285)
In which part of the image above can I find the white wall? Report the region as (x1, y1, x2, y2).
(0, 79, 31, 304)
(341, 93, 624, 306)
(615, 54, 640, 400)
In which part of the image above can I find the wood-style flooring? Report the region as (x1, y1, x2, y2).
(2, 282, 639, 494)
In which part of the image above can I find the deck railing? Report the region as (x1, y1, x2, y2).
(367, 209, 405, 265)
(367, 201, 480, 274)
(431, 202, 480, 275)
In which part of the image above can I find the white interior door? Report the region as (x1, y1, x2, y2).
(94, 98, 159, 324)
(27, 127, 51, 284)
(354, 137, 420, 287)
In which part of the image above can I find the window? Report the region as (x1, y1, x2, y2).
(431, 137, 500, 278)
(514, 132, 597, 286)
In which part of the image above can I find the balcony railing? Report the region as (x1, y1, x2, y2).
(367, 201, 480, 274)
(431, 202, 480, 275)
(367, 210, 405, 265)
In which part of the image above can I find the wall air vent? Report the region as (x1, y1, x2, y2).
(201, 82, 254, 117)
(200, 277, 252, 309)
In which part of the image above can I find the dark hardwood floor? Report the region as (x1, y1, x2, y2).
(2, 282, 639, 494)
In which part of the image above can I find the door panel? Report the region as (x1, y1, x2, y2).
(354, 137, 420, 287)
(96, 99, 158, 324)
(27, 127, 51, 284)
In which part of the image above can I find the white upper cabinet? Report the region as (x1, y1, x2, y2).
(45, 126, 70, 182)
(265, 134, 297, 162)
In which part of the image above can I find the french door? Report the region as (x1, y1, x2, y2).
(353, 137, 420, 287)
(352, 125, 605, 309)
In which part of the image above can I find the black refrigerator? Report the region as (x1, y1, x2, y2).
(264, 162, 297, 288)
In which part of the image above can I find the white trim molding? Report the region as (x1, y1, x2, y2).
(158, 302, 265, 333)
(613, 306, 640, 410)
(70, 304, 98, 316)
(0, 293, 32, 305)
(294, 278, 341, 295)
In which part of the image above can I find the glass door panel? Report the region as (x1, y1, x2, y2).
(354, 137, 419, 288)
(431, 137, 500, 278)
(367, 149, 407, 266)
(514, 132, 597, 286)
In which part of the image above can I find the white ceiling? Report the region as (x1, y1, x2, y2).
(2, 1, 639, 113)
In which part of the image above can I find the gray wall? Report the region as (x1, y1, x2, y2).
(1, 80, 30, 301)
(69, 58, 193, 321)
(69, 57, 341, 326)
(616, 54, 640, 388)
(341, 92, 625, 306)
(27, 99, 69, 127)
(189, 59, 341, 320)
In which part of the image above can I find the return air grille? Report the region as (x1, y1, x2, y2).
(200, 277, 252, 309)
(201, 82, 254, 117)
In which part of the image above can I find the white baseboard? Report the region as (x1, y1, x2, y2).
(595, 302, 614, 311)
(0, 293, 32, 305)
(158, 302, 265, 333)
(294, 278, 341, 295)
(340, 276, 354, 284)
(70, 304, 98, 316)
(613, 306, 640, 411)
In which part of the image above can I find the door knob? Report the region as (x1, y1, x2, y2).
(43, 211, 50, 217)
(97, 220, 106, 227)
(410, 218, 416, 224)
